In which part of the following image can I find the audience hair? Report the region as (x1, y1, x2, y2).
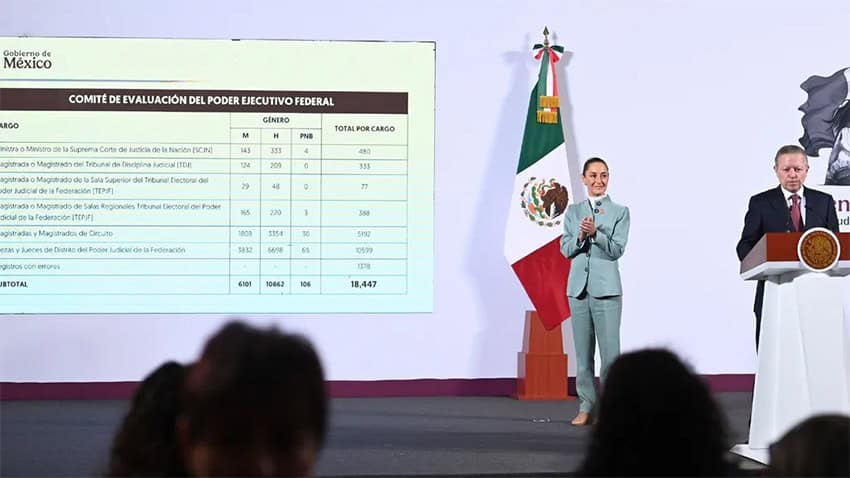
(107, 360, 188, 477)
(180, 320, 327, 477)
(577, 348, 730, 476)
(767, 414, 849, 477)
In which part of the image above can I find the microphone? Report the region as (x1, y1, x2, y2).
(587, 199, 602, 217)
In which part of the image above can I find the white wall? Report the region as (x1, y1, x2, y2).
(1, 0, 848, 382)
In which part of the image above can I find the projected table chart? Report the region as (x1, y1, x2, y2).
(0, 88, 414, 304)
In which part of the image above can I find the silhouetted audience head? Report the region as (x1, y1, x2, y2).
(577, 348, 730, 476)
(107, 360, 188, 477)
(767, 414, 849, 477)
(178, 321, 327, 477)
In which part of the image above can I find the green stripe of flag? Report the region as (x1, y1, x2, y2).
(515, 85, 564, 174)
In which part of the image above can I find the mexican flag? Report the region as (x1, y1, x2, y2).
(503, 40, 573, 330)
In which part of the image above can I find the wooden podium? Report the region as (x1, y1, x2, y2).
(516, 311, 572, 400)
(731, 231, 850, 464)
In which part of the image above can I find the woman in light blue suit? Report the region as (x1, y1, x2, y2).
(560, 157, 630, 426)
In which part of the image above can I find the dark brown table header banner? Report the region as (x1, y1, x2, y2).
(0, 88, 408, 114)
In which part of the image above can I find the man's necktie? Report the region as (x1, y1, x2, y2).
(790, 194, 802, 232)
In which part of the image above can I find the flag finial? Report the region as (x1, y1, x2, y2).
(535, 27, 559, 124)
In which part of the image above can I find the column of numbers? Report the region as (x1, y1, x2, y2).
(230, 128, 261, 293)
(290, 129, 322, 294)
(320, 114, 409, 294)
(260, 128, 293, 293)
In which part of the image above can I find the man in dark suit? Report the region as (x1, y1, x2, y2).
(736, 144, 841, 349)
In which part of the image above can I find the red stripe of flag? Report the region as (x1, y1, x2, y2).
(511, 238, 571, 329)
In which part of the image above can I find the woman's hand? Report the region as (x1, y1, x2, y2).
(579, 216, 597, 238)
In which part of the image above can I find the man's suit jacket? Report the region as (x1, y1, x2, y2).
(560, 196, 630, 298)
(736, 185, 840, 314)
(736, 185, 840, 260)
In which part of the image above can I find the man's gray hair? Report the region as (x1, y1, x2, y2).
(774, 145, 808, 166)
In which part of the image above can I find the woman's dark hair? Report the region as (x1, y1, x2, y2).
(107, 361, 187, 477)
(582, 157, 608, 175)
(578, 348, 730, 476)
(768, 414, 849, 477)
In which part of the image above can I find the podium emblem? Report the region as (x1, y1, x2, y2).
(797, 228, 841, 272)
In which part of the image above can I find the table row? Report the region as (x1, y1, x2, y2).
(2, 172, 409, 199)
(0, 112, 409, 145)
(0, 226, 407, 242)
(0, 241, 407, 259)
(0, 143, 408, 160)
(0, 200, 408, 226)
(0, 274, 406, 294)
(0, 258, 406, 275)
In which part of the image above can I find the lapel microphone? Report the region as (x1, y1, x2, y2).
(584, 199, 598, 255)
(587, 198, 602, 217)
(802, 193, 811, 229)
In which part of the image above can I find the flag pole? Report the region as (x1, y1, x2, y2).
(514, 27, 573, 401)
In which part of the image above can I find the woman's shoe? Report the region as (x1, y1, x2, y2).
(571, 411, 592, 426)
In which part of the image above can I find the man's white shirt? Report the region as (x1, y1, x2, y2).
(780, 185, 806, 224)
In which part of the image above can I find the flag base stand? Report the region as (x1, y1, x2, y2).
(730, 444, 769, 465)
(515, 310, 574, 400)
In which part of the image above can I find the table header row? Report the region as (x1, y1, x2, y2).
(0, 88, 408, 114)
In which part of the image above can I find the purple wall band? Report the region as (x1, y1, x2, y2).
(0, 375, 754, 400)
